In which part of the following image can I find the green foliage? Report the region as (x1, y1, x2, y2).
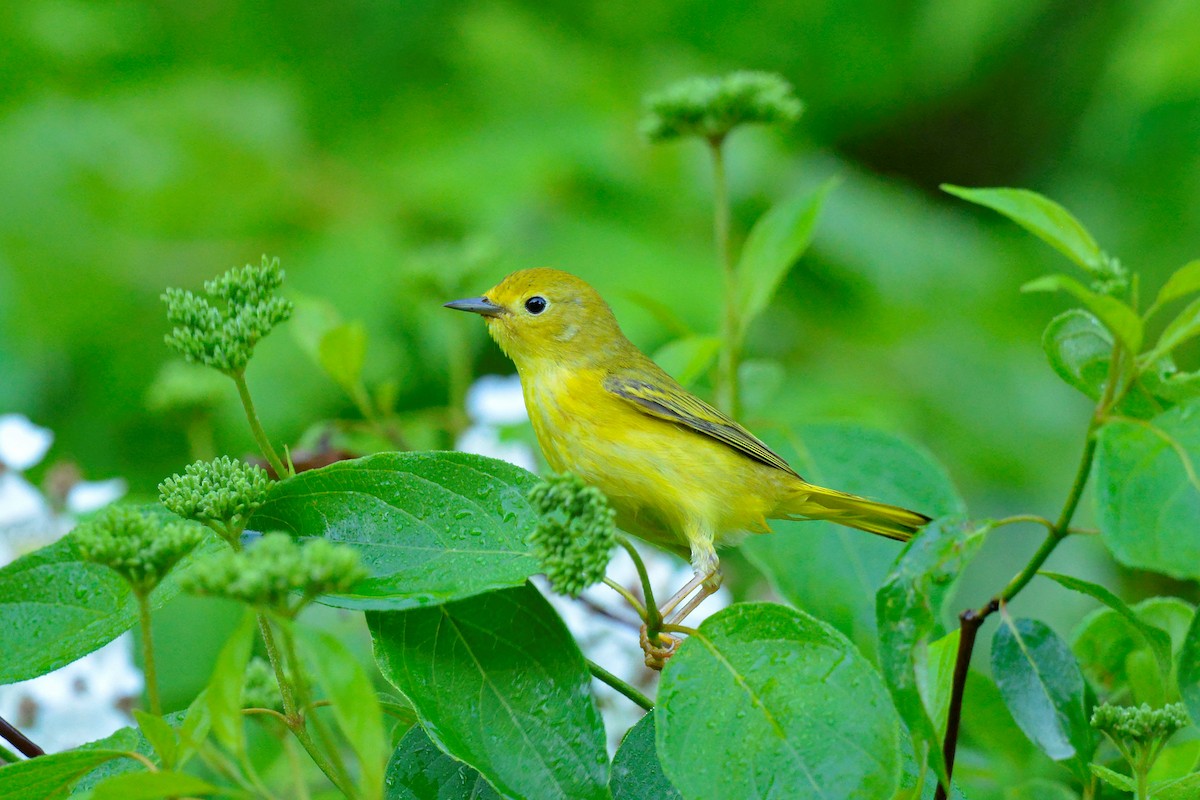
(1092, 702, 1188, 743)
(182, 532, 367, 615)
(250, 452, 541, 609)
(876, 518, 989, 788)
(991, 617, 1095, 781)
(158, 456, 271, 540)
(0, 526, 218, 683)
(1072, 597, 1191, 707)
(1041, 310, 1113, 401)
(656, 603, 901, 799)
(90, 771, 219, 800)
(205, 611, 256, 757)
(162, 256, 294, 375)
(384, 726, 500, 800)
(609, 715, 680, 800)
(0, 750, 132, 800)
(241, 657, 281, 711)
(1095, 401, 1200, 579)
(527, 473, 617, 598)
(640, 71, 802, 143)
(368, 583, 609, 800)
(74, 505, 204, 595)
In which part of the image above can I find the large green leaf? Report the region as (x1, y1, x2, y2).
(1145, 296, 1200, 365)
(734, 179, 835, 337)
(656, 603, 901, 799)
(1073, 597, 1192, 704)
(0, 750, 131, 800)
(1176, 606, 1200, 728)
(368, 583, 608, 800)
(206, 611, 255, 758)
(609, 715, 679, 800)
(0, 526, 220, 683)
(743, 424, 964, 654)
(1095, 401, 1200, 579)
(991, 617, 1094, 780)
(251, 452, 540, 610)
(876, 517, 989, 789)
(1022, 273, 1142, 354)
(90, 771, 218, 800)
(1148, 260, 1200, 318)
(296, 625, 387, 800)
(384, 725, 499, 800)
(940, 185, 1104, 273)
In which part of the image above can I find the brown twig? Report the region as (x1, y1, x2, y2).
(0, 714, 44, 758)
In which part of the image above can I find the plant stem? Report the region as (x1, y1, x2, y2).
(709, 137, 741, 418)
(603, 577, 646, 617)
(258, 615, 355, 798)
(0, 715, 42, 758)
(935, 426, 1101, 799)
(617, 537, 659, 624)
(136, 592, 162, 716)
(232, 369, 288, 478)
(586, 659, 653, 711)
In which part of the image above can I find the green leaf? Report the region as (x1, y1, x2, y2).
(0, 750, 130, 800)
(368, 583, 609, 800)
(90, 771, 218, 800)
(319, 321, 368, 391)
(1154, 772, 1200, 800)
(1149, 260, 1200, 317)
(922, 630, 960, 742)
(610, 715, 680, 800)
(1146, 296, 1200, 365)
(176, 690, 211, 769)
(1176, 606, 1200, 730)
(1042, 309, 1113, 400)
(1095, 401, 1200, 579)
(651, 335, 721, 387)
(1150, 738, 1200, 783)
(1022, 273, 1142, 354)
(744, 424, 964, 654)
(941, 185, 1104, 273)
(1040, 571, 1173, 679)
(1089, 763, 1136, 792)
(205, 610, 255, 757)
(295, 625, 387, 800)
(1073, 597, 1193, 703)
(131, 711, 177, 771)
(734, 179, 835, 337)
(991, 617, 1094, 779)
(0, 526, 220, 683)
(1005, 778, 1080, 800)
(251, 452, 540, 610)
(657, 603, 901, 799)
(876, 517, 989, 789)
(384, 725, 500, 800)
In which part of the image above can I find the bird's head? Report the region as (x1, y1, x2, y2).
(444, 268, 625, 366)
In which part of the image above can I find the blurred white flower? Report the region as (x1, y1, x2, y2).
(66, 478, 128, 515)
(456, 375, 537, 471)
(466, 374, 528, 425)
(0, 414, 53, 471)
(0, 472, 47, 529)
(0, 635, 143, 754)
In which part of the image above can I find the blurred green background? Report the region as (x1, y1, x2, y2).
(2, 0, 1199, 793)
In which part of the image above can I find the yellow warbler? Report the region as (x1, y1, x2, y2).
(446, 268, 928, 623)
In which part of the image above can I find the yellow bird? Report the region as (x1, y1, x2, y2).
(446, 268, 928, 626)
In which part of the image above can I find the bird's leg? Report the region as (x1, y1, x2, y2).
(664, 569, 722, 626)
(657, 571, 707, 618)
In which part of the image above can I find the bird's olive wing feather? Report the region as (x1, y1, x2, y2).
(603, 374, 800, 477)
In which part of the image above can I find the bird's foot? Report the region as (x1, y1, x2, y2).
(640, 624, 678, 671)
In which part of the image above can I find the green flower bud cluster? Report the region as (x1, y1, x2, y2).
(1091, 702, 1189, 743)
(242, 657, 283, 711)
(641, 71, 802, 144)
(163, 256, 294, 375)
(528, 473, 617, 598)
(75, 506, 205, 595)
(1091, 253, 1130, 297)
(182, 533, 367, 616)
(159, 456, 271, 542)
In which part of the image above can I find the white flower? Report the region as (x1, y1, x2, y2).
(0, 634, 143, 755)
(466, 374, 528, 425)
(0, 472, 47, 529)
(0, 415, 53, 471)
(66, 478, 128, 515)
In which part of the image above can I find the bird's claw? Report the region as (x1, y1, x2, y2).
(640, 624, 678, 670)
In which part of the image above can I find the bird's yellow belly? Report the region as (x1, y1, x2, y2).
(522, 368, 782, 555)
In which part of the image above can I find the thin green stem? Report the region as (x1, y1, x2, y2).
(603, 577, 646, 617)
(135, 592, 162, 717)
(709, 137, 741, 417)
(586, 660, 653, 711)
(617, 536, 659, 621)
(990, 514, 1056, 534)
(232, 369, 288, 477)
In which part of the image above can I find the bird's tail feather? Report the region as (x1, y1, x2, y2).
(782, 483, 930, 542)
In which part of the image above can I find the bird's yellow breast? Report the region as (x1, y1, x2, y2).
(519, 363, 788, 556)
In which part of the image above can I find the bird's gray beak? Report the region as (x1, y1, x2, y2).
(443, 296, 505, 317)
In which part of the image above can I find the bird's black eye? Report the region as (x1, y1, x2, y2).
(524, 296, 547, 315)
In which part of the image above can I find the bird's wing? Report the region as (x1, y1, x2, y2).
(602, 373, 801, 477)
